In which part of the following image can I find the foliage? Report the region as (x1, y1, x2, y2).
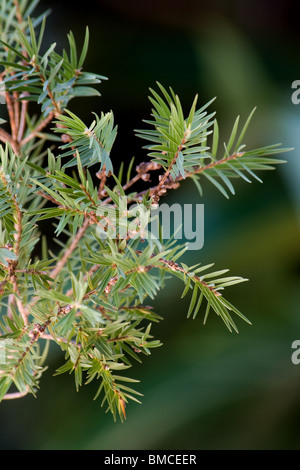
(0, 0, 290, 421)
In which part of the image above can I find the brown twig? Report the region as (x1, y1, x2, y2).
(50, 217, 91, 278)
(5, 91, 17, 142)
(186, 152, 244, 177)
(0, 128, 19, 154)
(153, 129, 190, 198)
(0, 168, 28, 323)
(101, 250, 222, 299)
(2, 304, 71, 400)
(34, 64, 61, 116)
(2, 388, 30, 400)
(101, 161, 161, 205)
(130, 152, 245, 203)
(13, 0, 23, 25)
(96, 165, 107, 199)
(80, 183, 97, 205)
(36, 190, 60, 206)
(13, 90, 20, 135)
(20, 111, 55, 146)
(17, 98, 29, 142)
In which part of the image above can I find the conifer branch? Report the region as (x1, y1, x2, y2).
(50, 217, 90, 278)
(20, 111, 55, 146)
(0, 0, 291, 419)
(154, 127, 190, 198)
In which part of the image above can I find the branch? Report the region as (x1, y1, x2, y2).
(17, 97, 29, 142)
(96, 165, 107, 199)
(2, 387, 29, 400)
(20, 112, 55, 146)
(130, 151, 245, 202)
(102, 161, 161, 205)
(2, 304, 71, 401)
(185, 151, 245, 177)
(155, 256, 221, 297)
(12, 0, 23, 25)
(13, 90, 20, 136)
(0, 168, 28, 323)
(11, 203, 28, 324)
(50, 217, 90, 278)
(153, 129, 189, 197)
(0, 128, 19, 155)
(5, 90, 17, 142)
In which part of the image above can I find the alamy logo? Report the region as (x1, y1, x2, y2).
(96, 197, 205, 250)
(291, 340, 300, 364)
(291, 80, 300, 105)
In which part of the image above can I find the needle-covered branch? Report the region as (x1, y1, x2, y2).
(0, 0, 291, 421)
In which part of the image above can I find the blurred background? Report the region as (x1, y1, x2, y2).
(1, 0, 300, 450)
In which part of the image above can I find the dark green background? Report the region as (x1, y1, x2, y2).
(1, 0, 300, 450)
